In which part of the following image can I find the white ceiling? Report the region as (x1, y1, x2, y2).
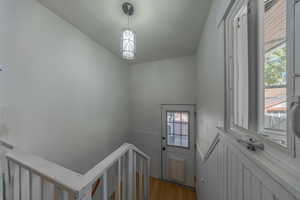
(39, 0, 211, 63)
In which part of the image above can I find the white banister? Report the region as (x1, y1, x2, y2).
(6, 149, 83, 193)
(0, 142, 150, 200)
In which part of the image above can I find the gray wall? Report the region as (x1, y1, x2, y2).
(194, 0, 232, 198)
(196, 0, 228, 156)
(0, 0, 130, 174)
(129, 56, 197, 178)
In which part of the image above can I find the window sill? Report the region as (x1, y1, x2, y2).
(217, 127, 300, 199)
(259, 128, 288, 148)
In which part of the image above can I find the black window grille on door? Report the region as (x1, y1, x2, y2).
(166, 111, 190, 148)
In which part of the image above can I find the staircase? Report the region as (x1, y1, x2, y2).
(0, 142, 150, 200)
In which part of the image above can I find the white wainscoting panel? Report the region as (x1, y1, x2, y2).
(197, 132, 298, 200)
(216, 136, 297, 200)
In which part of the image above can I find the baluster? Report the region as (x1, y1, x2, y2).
(117, 158, 122, 200)
(65, 191, 77, 200)
(67, 192, 76, 200)
(7, 160, 14, 200)
(144, 159, 150, 200)
(133, 153, 136, 200)
(128, 150, 133, 200)
(40, 178, 44, 200)
(138, 158, 143, 200)
(122, 156, 126, 200)
(61, 190, 68, 200)
(0, 146, 6, 200)
(54, 186, 63, 200)
(143, 159, 147, 200)
(4, 158, 10, 200)
(31, 173, 39, 200)
(28, 171, 32, 200)
(18, 166, 21, 200)
(102, 172, 108, 200)
(7, 160, 13, 200)
(78, 186, 91, 200)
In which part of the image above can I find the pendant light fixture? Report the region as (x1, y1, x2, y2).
(121, 2, 136, 60)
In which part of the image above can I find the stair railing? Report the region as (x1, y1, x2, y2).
(0, 142, 150, 200)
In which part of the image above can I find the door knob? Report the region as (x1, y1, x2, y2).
(162, 147, 166, 151)
(162, 137, 166, 140)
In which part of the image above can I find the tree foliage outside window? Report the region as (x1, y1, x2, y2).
(264, 43, 287, 87)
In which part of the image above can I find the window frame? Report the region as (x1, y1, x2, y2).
(224, 0, 258, 132)
(224, 0, 295, 156)
(258, 0, 289, 148)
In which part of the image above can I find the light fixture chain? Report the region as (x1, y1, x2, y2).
(128, 13, 130, 29)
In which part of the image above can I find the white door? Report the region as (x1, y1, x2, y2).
(161, 105, 195, 187)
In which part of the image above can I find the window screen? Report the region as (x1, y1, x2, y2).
(166, 112, 189, 148)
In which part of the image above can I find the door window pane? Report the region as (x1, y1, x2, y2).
(166, 112, 189, 148)
(263, 0, 287, 147)
(174, 123, 181, 135)
(174, 113, 181, 122)
(182, 124, 188, 136)
(182, 113, 189, 123)
(167, 112, 174, 123)
(167, 122, 173, 135)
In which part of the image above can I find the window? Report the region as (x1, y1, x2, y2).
(166, 112, 189, 148)
(232, 4, 249, 130)
(225, 0, 288, 148)
(226, 0, 251, 131)
(262, 0, 287, 146)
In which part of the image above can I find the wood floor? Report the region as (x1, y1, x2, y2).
(150, 178, 197, 200)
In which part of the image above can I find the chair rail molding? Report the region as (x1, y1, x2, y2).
(197, 128, 300, 200)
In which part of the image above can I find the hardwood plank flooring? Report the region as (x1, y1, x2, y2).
(150, 178, 197, 200)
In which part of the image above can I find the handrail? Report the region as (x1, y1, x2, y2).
(82, 143, 150, 188)
(201, 133, 220, 164)
(6, 148, 84, 193)
(3, 142, 150, 199)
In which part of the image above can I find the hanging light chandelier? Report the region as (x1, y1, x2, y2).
(121, 2, 136, 60)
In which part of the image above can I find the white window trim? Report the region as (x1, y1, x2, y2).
(257, 0, 288, 148)
(224, 0, 251, 132)
(287, 0, 297, 158)
(224, 0, 297, 158)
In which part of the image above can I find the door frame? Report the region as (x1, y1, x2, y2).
(160, 104, 197, 187)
